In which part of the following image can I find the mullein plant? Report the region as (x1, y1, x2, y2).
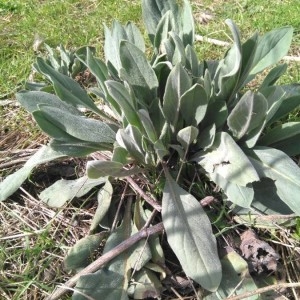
(1, 0, 300, 298)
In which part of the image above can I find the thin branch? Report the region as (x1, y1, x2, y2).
(225, 282, 300, 300)
(47, 222, 164, 300)
(126, 176, 162, 212)
(195, 34, 300, 62)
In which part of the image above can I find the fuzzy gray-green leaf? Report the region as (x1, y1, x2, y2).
(33, 105, 116, 144)
(194, 132, 259, 186)
(247, 147, 300, 215)
(250, 26, 293, 75)
(87, 161, 141, 179)
(40, 176, 107, 208)
(227, 91, 268, 140)
(162, 171, 221, 291)
(258, 122, 300, 156)
(35, 57, 102, 115)
(0, 146, 66, 201)
(180, 83, 208, 126)
(119, 41, 158, 106)
(163, 63, 191, 130)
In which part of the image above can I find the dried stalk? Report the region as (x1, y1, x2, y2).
(126, 176, 162, 211)
(47, 222, 164, 300)
(195, 34, 300, 62)
(225, 282, 300, 300)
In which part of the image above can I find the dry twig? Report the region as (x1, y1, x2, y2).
(225, 282, 300, 300)
(47, 222, 164, 300)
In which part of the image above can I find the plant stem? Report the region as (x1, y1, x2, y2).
(126, 176, 162, 211)
(46, 222, 164, 300)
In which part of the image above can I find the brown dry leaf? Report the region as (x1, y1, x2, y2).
(240, 230, 280, 274)
(194, 11, 214, 25)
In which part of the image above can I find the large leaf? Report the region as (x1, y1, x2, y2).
(177, 126, 199, 151)
(204, 250, 258, 300)
(16, 90, 82, 116)
(227, 91, 268, 140)
(34, 57, 103, 115)
(87, 160, 141, 179)
(49, 139, 112, 157)
(116, 128, 146, 163)
(250, 26, 293, 75)
(180, 84, 208, 126)
(125, 22, 145, 53)
(210, 172, 254, 208)
(233, 178, 294, 215)
(193, 132, 259, 186)
(64, 233, 107, 272)
(33, 105, 116, 144)
(163, 63, 191, 130)
(138, 109, 158, 143)
(90, 180, 113, 232)
(105, 80, 142, 129)
(215, 20, 242, 104)
(73, 201, 133, 300)
(119, 41, 158, 107)
(142, 0, 175, 44)
(104, 21, 127, 72)
(39, 176, 106, 208)
(0, 146, 66, 201)
(247, 147, 300, 215)
(162, 170, 221, 291)
(154, 11, 173, 51)
(258, 122, 300, 155)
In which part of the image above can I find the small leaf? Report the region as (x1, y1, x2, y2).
(227, 91, 268, 140)
(210, 173, 254, 208)
(247, 146, 300, 215)
(154, 11, 173, 51)
(106, 80, 142, 129)
(129, 268, 162, 299)
(163, 63, 191, 130)
(250, 26, 293, 75)
(0, 146, 66, 201)
(260, 64, 288, 89)
(202, 100, 228, 130)
(196, 123, 216, 150)
(64, 233, 107, 272)
(180, 84, 208, 126)
(120, 41, 158, 107)
(204, 250, 258, 300)
(259, 122, 300, 156)
(116, 128, 146, 163)
(185, 45, 201, 79)
(104, 21, 127, 72)
(177, 126, 199, 151)
(162, 170, 222, 291)
(90, 180, 113, 232)
(39, 176, 107, 208)
(194, 132, 259, 186)
(125, 22, 145, 52)
(138, 109, 158, 143)
(35, 57, 102, 115)
(169, 32, 186, 65)
(87, 160, 141, 178)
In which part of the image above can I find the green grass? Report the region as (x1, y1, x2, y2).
(1, 0, 300, 299)
(0, 0, 142, 98)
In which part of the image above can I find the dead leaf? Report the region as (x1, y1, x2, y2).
(240, 230, 280, 274)
(194, 12, 214, 25)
